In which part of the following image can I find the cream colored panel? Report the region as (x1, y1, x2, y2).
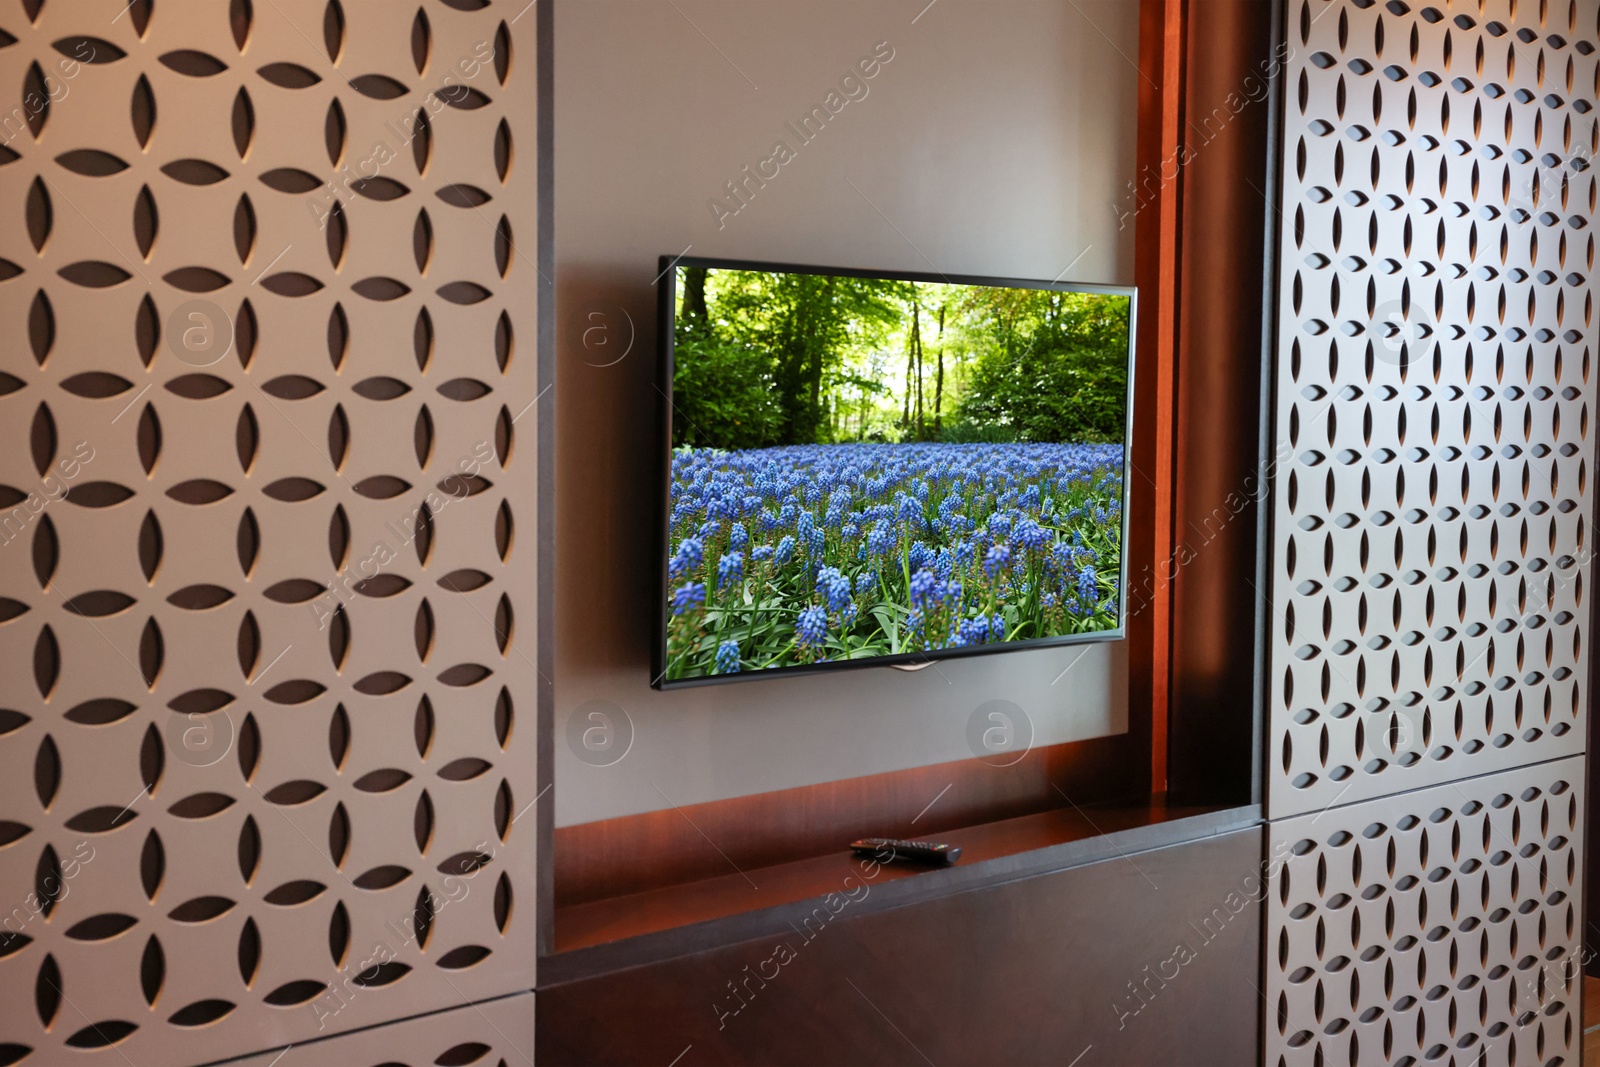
(1270, 0, 1598, 817)
(0, 0, 539, 1063)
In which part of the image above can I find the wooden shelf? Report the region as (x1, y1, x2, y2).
(543, 795, 1259, 985)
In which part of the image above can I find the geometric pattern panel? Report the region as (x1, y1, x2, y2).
(227, 992, 533, 1067)
(0, 0, 538, 1064)
(1265, 755, 1584, 1067)
(1269, 0, 1599, 817)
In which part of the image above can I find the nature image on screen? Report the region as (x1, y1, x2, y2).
(663, 265, 1130, 682)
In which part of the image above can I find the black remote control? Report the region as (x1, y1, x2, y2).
(850, 837, 961, 865)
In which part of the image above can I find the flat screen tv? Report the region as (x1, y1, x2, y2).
(654, 256, 1135, 688)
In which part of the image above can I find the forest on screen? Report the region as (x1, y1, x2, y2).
(664, 266, 1130, 682)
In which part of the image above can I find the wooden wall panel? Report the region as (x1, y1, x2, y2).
(1166, 0, 1278, 806)
(539, 827, 1265, 1067)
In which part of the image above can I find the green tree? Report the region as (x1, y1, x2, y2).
(714, 271, 910, 444)
(670, 269, 1130, 450)
(953, 290, 1129, 443)
(670, 267, 781, 448)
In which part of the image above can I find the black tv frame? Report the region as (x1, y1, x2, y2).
(652, 254, 1138, 689)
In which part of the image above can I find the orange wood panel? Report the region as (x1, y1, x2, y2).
(554, 733, 1138, 908)
(555, 797, 1224, 954)
(1132, 0, 1187, 793)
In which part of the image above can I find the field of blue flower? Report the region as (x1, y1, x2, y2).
(665, 442, 1123, 680)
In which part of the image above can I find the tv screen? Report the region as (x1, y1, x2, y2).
(655, 257, 1134, 687)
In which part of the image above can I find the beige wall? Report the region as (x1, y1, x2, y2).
(554, 0, 1141, 826)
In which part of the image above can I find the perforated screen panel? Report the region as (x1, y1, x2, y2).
(1265, 1, 1596, 1064)
(1265, 755, 1584, 1067)
(0, 0, 539, 1063)
(229, 991, 534, 1067)
(1268, 0, 1599, 819)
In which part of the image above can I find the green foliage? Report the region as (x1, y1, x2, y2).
(670, 332, 782, 449)
(953, 289, 1130, 444)
(671, 268, 1130, 449)
(932, 414, 1016, 444)
(717, 270, 910, 444)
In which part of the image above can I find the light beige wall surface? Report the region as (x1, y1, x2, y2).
(554, 0, 1140, 826)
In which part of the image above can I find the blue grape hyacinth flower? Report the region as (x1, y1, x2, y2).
(905, 607, 927, 643)
(668, 536, 703, 582)
(807, 526, 825, 557)
(816, 566, 852, 613)
(796, 605, 828, 648)
(671, 581, 706, 616)
(867, 520, 894, 557)
(954, 539, 976, 567)
(1077, 566, 1098, 609)
(1014, 518, 1051, 552)
(717, 550, 744, 590)
(714, 640, 741, 674)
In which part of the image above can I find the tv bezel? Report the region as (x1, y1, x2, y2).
(653, 254, 1137, 690)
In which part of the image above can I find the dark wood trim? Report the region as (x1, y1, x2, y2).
(1165, 0, 1278, 806)
(534, 0, 557, 960)
(1131, 0, 1187, 795)
(544, 802, 1260, 988)
(554, 735, 1144, 910)
(538, 827, 1265, 1066)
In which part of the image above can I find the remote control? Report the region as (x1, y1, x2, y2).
(850, 837, 961, 865)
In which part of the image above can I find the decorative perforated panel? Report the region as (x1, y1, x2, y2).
(1265, 755, 1584, 1067)
(229, 991, 533, 1067)
(1269, 0, 1599, 818)
(0, 0, 539, 1063)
